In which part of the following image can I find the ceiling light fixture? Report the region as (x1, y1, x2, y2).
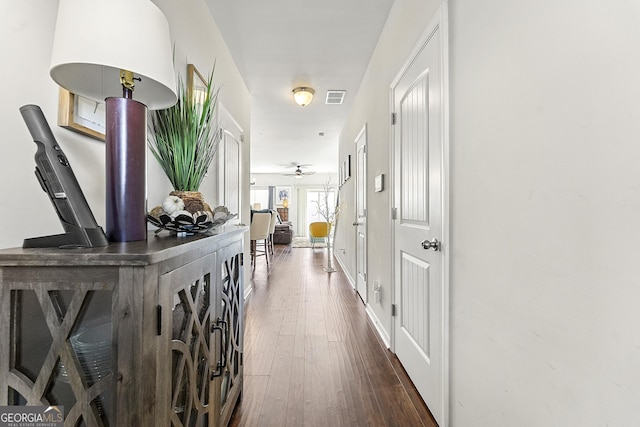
(292, 87, 315, 107)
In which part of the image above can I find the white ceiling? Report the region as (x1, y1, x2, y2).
(204, 0, 394, 175)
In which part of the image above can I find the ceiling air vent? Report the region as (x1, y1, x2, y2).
(325, 90, 346, 105)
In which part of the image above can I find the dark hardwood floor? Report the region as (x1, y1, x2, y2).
(229, 243, 437, 427)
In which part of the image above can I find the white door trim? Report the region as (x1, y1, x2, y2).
(218, 102, 244, 224)
(389, 3, 450, 425)
(354, 123, 368, 303)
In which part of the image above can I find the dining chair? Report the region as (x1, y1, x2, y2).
(267, 210, 278, 255)
(250, 212, 271, 265)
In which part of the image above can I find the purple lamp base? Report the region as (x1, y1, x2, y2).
(105, 97, 147, 242)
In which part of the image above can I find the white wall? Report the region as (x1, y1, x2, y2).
(339, 0, 640, 425)
(335, 0, 442, 341)
(0, 1, 252, 281)
(449, 0, 640, 425)
(0, 1, 83, 249)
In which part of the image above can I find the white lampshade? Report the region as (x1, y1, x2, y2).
(49, 0, 177, 110)
(292, 87, 315, 107)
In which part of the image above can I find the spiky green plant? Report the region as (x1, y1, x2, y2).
(148, 66, 220, 191)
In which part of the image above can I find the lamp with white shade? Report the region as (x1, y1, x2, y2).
(49, 0, 177, 242)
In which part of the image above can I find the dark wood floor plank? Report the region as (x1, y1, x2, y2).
(258, 334, 295, 426)
(303, 271, 329, 337)
(285, 356, 305, 426)
(328, 339, 383, 427)
(243, 316, 279, 376)
(303, 335, 340, 426)
(355, 329, 430, 427)
(279, 295, 301, 336)
(388, 353, 439, 426)
(292, 332, 306, 359)
(321, 276, 350, 343)
(230, 245, 436, 427)
(227, 375, 269, 427)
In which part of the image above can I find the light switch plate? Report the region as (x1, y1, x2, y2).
(374, 174, 384, 192)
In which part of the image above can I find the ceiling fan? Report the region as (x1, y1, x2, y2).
(283, 165, 316, 177)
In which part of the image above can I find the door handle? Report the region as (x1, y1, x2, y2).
(352, 222, 362, 226)
(210, 323, 223, 379)
(217, 318, 228, 369)
(421, 238, 441, 251)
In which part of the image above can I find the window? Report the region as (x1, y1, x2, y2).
(306, 188, 336, 233)
(250, 188, 269, 211)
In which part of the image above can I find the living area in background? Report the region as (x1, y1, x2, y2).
(250, 182, 337, 246)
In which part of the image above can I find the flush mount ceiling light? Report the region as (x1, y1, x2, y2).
(292, 87, 315, 107)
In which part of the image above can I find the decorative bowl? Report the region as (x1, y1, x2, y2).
(147, 205, 237, 235)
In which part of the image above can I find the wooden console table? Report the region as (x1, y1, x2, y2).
(0, 226, 246, 427)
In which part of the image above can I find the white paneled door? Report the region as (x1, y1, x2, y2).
(212, 105, 243, 223)
(392, 5, 448, 426)
(355, 125, 367, 302)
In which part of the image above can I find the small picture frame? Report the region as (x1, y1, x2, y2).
(57, 88, 106, 141)
(187, 64, 207, 104)
(339, 154, 351, 186)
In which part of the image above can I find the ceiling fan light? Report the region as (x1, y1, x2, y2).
(292, 87, 315, 107)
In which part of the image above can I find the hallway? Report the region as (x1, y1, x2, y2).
(229, 245, 436, 426)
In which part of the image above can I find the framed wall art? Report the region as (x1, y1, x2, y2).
(187, 63, 207, 104)
(57, 88, 106, 141)
(276, 186, 291, 207)
(339, 154, 351, 186)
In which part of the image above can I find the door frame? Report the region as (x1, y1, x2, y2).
(388, 3, 450, 425)
(354, 124, 368, 303)
(217, 103, 244, 224)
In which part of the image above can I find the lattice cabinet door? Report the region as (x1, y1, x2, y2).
(157, 253, 220, 427)
(214, 241, 244, 427)
(0, 266, 118, 427)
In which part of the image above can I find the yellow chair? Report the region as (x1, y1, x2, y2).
(308, 222, 330, 248)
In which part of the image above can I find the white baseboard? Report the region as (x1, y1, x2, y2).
(334, 252, 389, 347)
(366, 304, 391, 348)
(333, 252, 355, 289)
